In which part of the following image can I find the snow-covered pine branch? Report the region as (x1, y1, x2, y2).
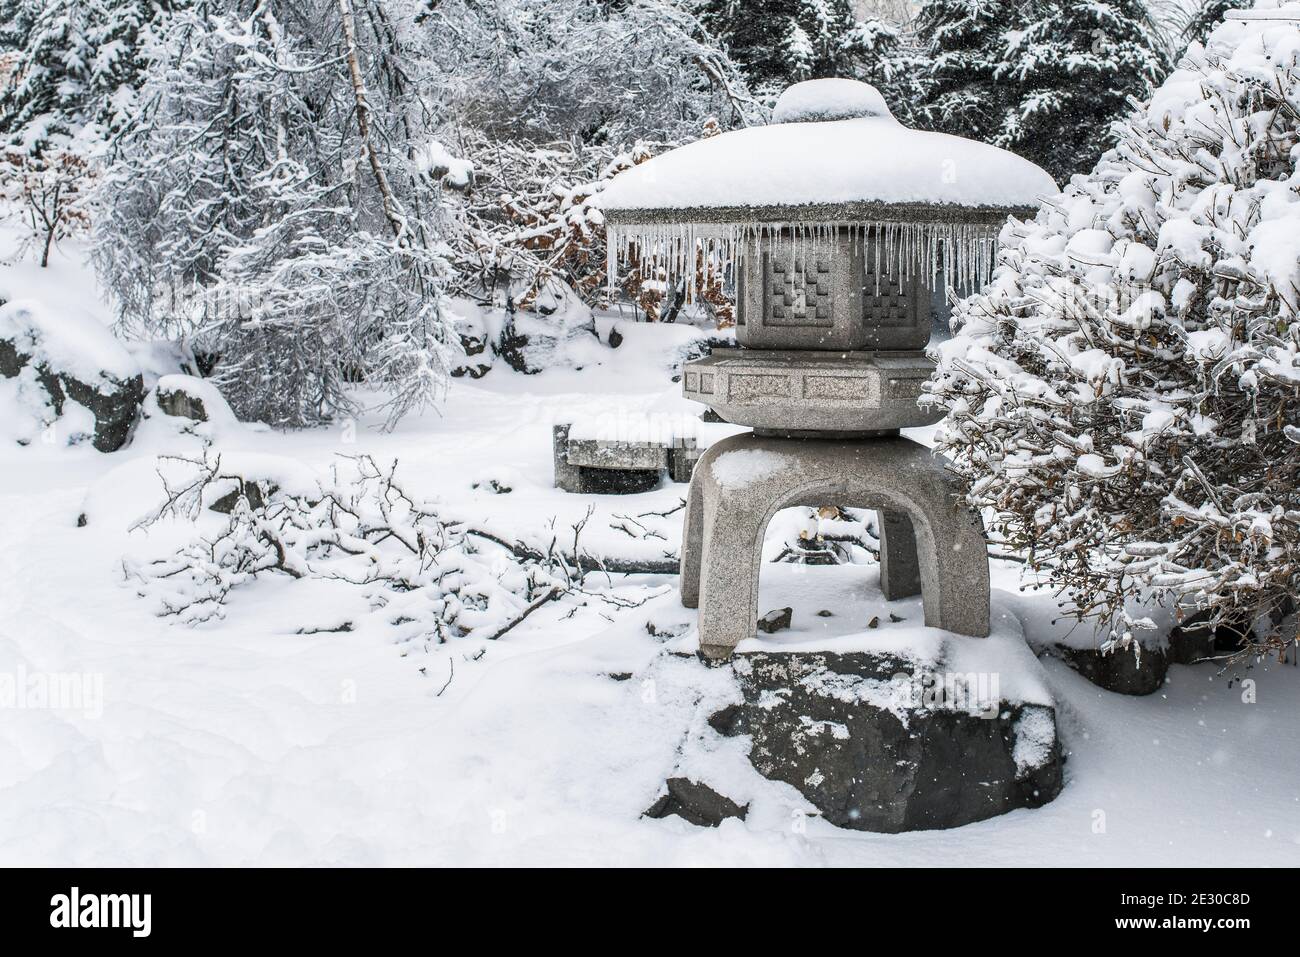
(915, 0, 1170, 184)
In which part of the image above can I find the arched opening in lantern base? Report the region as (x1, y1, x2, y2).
(680, 432, 990, 659)
(741, 504, 927, 647)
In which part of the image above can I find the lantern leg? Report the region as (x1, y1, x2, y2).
(683, 432, 991, 659)
(696, 468, 766, 660)
(877, 509, 921, 600)
(679, 455, 708, 610)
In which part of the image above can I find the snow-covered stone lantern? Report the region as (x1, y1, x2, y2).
(601, 79, 1064, 832)
(601, 78, 1058, 658)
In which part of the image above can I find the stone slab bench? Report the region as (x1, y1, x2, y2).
(553, 419, 703, 494)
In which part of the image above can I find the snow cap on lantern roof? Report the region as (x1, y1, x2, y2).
(597, 79, 1058, 227)
(772, 77, 895, 123)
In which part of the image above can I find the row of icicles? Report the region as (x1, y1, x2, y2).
(605, 220, 1002, 302)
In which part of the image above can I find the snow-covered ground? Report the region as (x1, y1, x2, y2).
(0, 241, 1298, 866)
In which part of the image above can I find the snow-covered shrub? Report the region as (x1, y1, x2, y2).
(125, 453, 572, 649)
(0, 141, 95, 267)
(428, 0, 760, 145)
(451, 135, 653, 311)
(451, 125, 735, 329)
(926, 6, 1300, 659)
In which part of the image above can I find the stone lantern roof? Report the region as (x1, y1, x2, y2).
(599, 79, 1059, 292)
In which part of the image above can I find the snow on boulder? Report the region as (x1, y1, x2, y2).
(150, 374, 238, 427)
(200, 450, 321, 514)
(772, 77, 895, 124)
(0, 297, 145, 452)
(702, 609, 1064, 832)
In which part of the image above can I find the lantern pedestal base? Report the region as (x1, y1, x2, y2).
(680, 431, 990, 659)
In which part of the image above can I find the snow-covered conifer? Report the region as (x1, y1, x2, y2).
(926, 5, 1300, 658)
(697, 0, 900, 100)
(996, 0, 1170, 182)
(0, 0, 182, 147)
(0, 1, 186, 265)
(914, 0, 1024, 143)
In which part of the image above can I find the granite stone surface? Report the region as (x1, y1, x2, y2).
(681, 350, 942, 435)
(680, 432, 990, 658)
(735, 231, 929, 351)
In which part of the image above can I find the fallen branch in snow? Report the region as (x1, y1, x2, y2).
(988, 551, 1028, 565)
(610, 513, 668, 542)
(638, 499, 687, 519)
(464, 528, 679, 576)
(483, 586, 564, 641)
(435, 658, 455, 696)
(125, 453, 574, 648)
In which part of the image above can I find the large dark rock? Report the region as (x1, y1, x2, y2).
(451, 331, 492, 379)
(0, 332, 144, 452)
(148, 374, 236, 430)
(1052, 643, 1168, 695)
(496, 306, 598, 375)
(1167, 620, 1217, 665)
(716, 650, 1063, 833)
(1166, 609, 1258, 664)
(757, 607, 793, 633)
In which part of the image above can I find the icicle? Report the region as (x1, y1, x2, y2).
(873, 224, 881, 296)
(605, 217, 1004, 307)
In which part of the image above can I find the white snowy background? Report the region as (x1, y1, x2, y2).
(1, 0, 1298, 868)
(0, 227, 1296, 867)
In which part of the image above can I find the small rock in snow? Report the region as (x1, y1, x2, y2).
(757, 607, 793, 634)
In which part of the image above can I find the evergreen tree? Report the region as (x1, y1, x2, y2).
(842, 13, 925, 123)
(995, 0, 1169, 183)
(697, 0, 860, 95)
(1181, 0, 1237, 48)
(0, 0, 95, 150)
(914, 0, 1023, 143)
(0, 0, 185, 149)
(927, 11, 1300, 660)
(697, 0, 920, 117)
(0, 2, 189, 266)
